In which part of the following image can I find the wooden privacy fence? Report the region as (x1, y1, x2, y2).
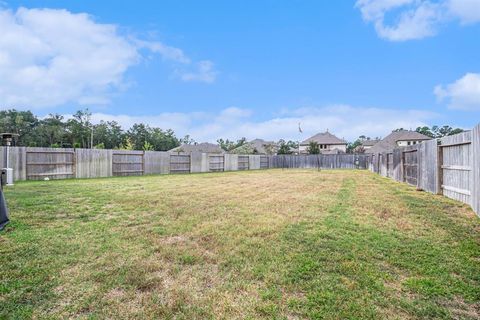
(1, 148, 367, 182)
(369, 123, 480, 217)
(270, 154, 369, 169)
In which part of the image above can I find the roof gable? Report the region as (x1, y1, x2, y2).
(169, 142, 224, 153)
(365, 130, 431, 154)
(301, 131, 346, 145)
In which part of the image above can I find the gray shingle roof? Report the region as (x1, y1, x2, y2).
(361, 139, 380, 147)
(300, 132, 346, 145)
(230, 139, 278, 154)
(366, 130, 431, 154)
(169, 142, 224, 153)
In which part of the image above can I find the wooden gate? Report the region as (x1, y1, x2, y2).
(112, 151, 144, 176)
(403, 149, 418, 186)
(439, 132, 472, 205)
(209, 155, 224, 172)
(170, 154, 191, 173)
(238, 155, 249, 170)
(26, 148, 75, 180)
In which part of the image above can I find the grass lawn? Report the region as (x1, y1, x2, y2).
(1, 169, 479, 319)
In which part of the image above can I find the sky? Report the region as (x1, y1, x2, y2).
(0, 0, 479, 142)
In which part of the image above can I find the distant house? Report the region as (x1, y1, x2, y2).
(366, 130, 431, 154)
(230, 139, 278, 155)
(299, 131, 347, 154)
(354, 139, 380, 153)
(169, 142, 224, 154)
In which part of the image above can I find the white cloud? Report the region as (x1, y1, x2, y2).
(0, 7, 216, 109)
(356, 0, 480, 41)
(434, 73, 480, 110)
(177, 60, 218, 84)
(135, 39, 191, 64)
(81, 105, 437, 142)
(447, 0, 480, 24)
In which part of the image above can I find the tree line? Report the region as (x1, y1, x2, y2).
(0, 109, 465, 154)
(0, 109, 188, 151)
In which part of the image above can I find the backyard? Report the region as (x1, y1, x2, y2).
(0, 169, 479, 319)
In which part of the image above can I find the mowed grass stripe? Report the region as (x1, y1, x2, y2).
(0, 170, 479, 319)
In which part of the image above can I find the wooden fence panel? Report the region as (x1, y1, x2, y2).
(269, 154, 368, 169)
(392, 149, 403, 182)
(209, 155, 224, 172)
(112, 151, 144, 176)
(144, 151, 170, 175)
(238, 155, 249, 170)
(379, 153, 388, 177)
(403, 147, 418, 186)
(440, 131, 472, 205)
(170, 154, 191, 173)
(26, 147, 75, 180)
(387, 153, 393, 178)
(417, 139, 438, 193)
(224, 154, 238, 171)
(260, 156, 269, 169)
(249, 155, 261, 170)
(472, 124, 480, 216)
(76, 149, 112, 178)
(0, 146, 27, 181)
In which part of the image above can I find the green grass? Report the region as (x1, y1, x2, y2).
(0, 170, 479, 319)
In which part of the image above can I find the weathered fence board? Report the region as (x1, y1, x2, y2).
(112, 151, 144, 176)
(418, 139, 438, 193)
(387, 153, 393, 178)
(209, 155, 225, 172)
(170, 154, 191, 174)
(472, 124, 480, 216)
(249, 155, 261, 170)
(26, 147, 75, 180)
(270, 154, 369, 169)
(189, 152, 208, 173)
(76, 149, 112, 178)
(0, 146, 26, 181)
(369, 125, 480, 217)
(392, 149, 403, 182)
(403, 147, 418, 186)
(260, 156, 269, 169)
(144, 151, 170, 175)
(439, 131, 472, 205)
(224, 154, 238, 171)
(238, 155, 249, 170)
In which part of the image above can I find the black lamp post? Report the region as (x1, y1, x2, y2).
(0, 168, 8, 230)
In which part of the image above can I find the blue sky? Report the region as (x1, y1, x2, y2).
(1, 0, 479, 141)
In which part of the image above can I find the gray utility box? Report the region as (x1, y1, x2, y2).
(3, 168, 13, 185)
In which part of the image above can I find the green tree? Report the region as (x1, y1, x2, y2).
(66, 109, 93, 148)
(93, 121, 124, 149)
(415, 126, 434, 138)
(181, 135, 196, 145)
(142, 141, 154, 151)
(416, 125, 464, 138)
(0, 109, 39, 146)
(36, 114, 67, 147)
(347, 139, 362, 153)
(217, 137, 246, 152)
(277, 140, 297, 154)
(307, 141, 320, 154)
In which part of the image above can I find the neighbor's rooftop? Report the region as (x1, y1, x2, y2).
(300, 131, 347, 145)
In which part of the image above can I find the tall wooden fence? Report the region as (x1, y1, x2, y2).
(270, 154, 369, 169)
(369, 123, 480, 217)
(1, 148, 367, 182)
